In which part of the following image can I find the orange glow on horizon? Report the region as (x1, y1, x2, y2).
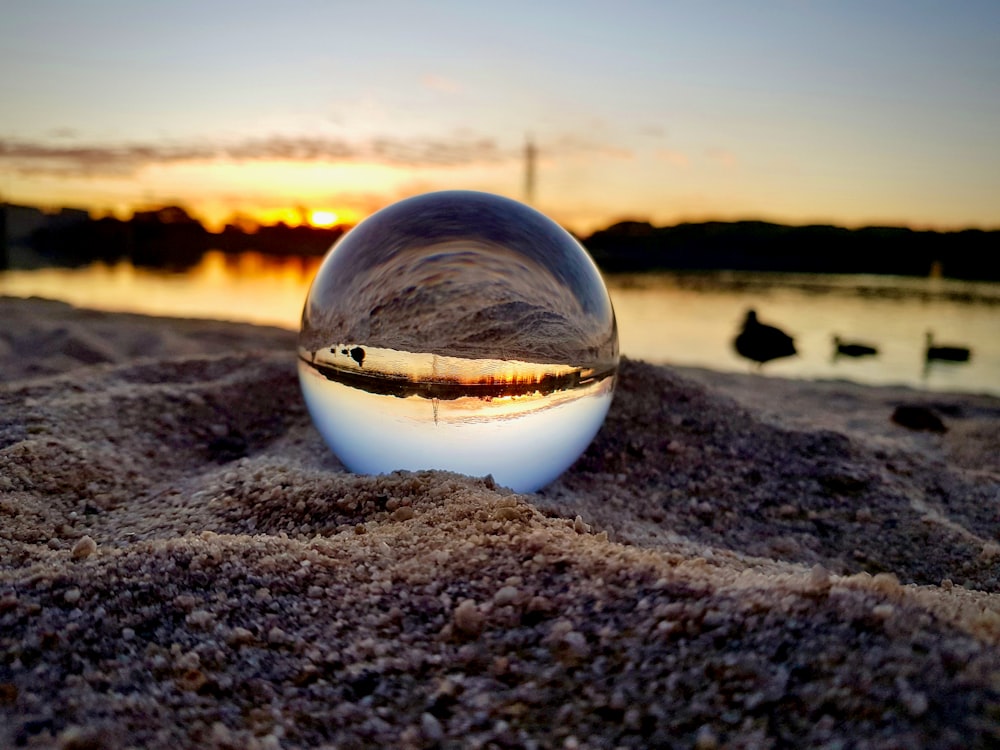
(250, 206, 303, 227)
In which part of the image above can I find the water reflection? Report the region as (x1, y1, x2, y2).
(299, 344, 614, 401)
(0, 251, 321, 327)
(2, 257, 998, 397)
(297, 358, 614, 492)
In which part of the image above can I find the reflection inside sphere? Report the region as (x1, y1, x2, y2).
(298, 190, 618, 492)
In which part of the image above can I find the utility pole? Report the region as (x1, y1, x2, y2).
(524, 135, 536, 206)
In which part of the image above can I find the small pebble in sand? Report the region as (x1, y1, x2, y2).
(493, 586, 519, 606)
(809, 564, 831, 593)
(268, 626, 290, 645)
(453, 599, 485, 637)
(175, 650, 200, 671)
(0, 683, 18, 704)
(56, 725, 111, 749)
(872, 603, 896, 620)
(624, 708, 642, 730)
(226, 627, 256, 646)
(695, 725, 720, 749)
(980, 542, 1000, 561)
(390, 506, 415, 522)
(561, 631, 590, 660)
(493, 506, 522, 521)
(420, 712, 444, 742)
(177, 669, 207, 692)
(185, 609, 214, 629)
(0, 590, 17, 613)
(71, 535, 97, 559)
(902, 689, 929, 717)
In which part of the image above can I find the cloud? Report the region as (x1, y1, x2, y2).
(706, 147, 738, 168)
(639, 124, 666, 139)
(0, 133, 512, 177)
(420, 74, 461, 93)
(655, 148, 689, 168)
(0, 130, 635, 178)
(47, 127, 78, 139)
(546, 133, 633, 161)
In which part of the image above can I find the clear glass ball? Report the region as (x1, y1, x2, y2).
(298, 190, 618, 492)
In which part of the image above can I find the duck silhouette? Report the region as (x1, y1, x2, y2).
(833, 335, 878, 359)
(734, 310, 796, 368)
(925, 331, 970, 363)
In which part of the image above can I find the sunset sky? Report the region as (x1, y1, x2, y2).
(2, 0, 998, 234)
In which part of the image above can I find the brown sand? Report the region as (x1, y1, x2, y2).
(1, 296, 999, 749)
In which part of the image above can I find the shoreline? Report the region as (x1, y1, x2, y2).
(3, 265, 998, 400)
(2, 296, 999, 748)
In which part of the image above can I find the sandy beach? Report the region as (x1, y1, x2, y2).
(2, 296, 999, 749)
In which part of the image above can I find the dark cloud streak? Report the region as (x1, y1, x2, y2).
(0, 133, 515, 177)
(0, 130, 634, 179)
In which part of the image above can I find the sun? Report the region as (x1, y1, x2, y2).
(309, 210, 338, 228)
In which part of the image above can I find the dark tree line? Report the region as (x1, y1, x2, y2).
(584, 220, 999, 281)
(19, 205, 346, 271)
(8, 204, 999, 281)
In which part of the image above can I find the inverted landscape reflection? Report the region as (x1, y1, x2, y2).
(298, 357, 614, 492)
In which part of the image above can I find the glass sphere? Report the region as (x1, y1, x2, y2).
(298, 190, 618, 492)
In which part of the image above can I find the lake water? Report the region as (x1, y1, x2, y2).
(1, 250, 997, 397)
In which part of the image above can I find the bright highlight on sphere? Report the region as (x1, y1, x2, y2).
(298, 190, 619, 492)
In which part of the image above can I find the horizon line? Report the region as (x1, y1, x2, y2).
(4, 199, 999, 238)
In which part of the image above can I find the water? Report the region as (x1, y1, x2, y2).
(1, 254, 997, 397)
(608, 271, 999, 397)
(0, 251, 321, 327)
(297, 191, 619, 491)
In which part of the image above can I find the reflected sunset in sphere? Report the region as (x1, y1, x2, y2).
(298, 190, 619, 492)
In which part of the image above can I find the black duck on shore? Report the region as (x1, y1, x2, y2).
(734, 310, 796, 368)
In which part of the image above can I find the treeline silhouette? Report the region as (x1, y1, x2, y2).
(5, 204, 999, 280)
(5, 205, 345, 271)
(585, 220, 999, 280)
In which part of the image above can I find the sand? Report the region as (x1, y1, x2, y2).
(1, 296, 999, 749)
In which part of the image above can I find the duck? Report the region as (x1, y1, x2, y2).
(349, 346, 366, 367)
(833, 335, 878, 358)
(925, 331, 970, 363)
(734, 309, 796, 368)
